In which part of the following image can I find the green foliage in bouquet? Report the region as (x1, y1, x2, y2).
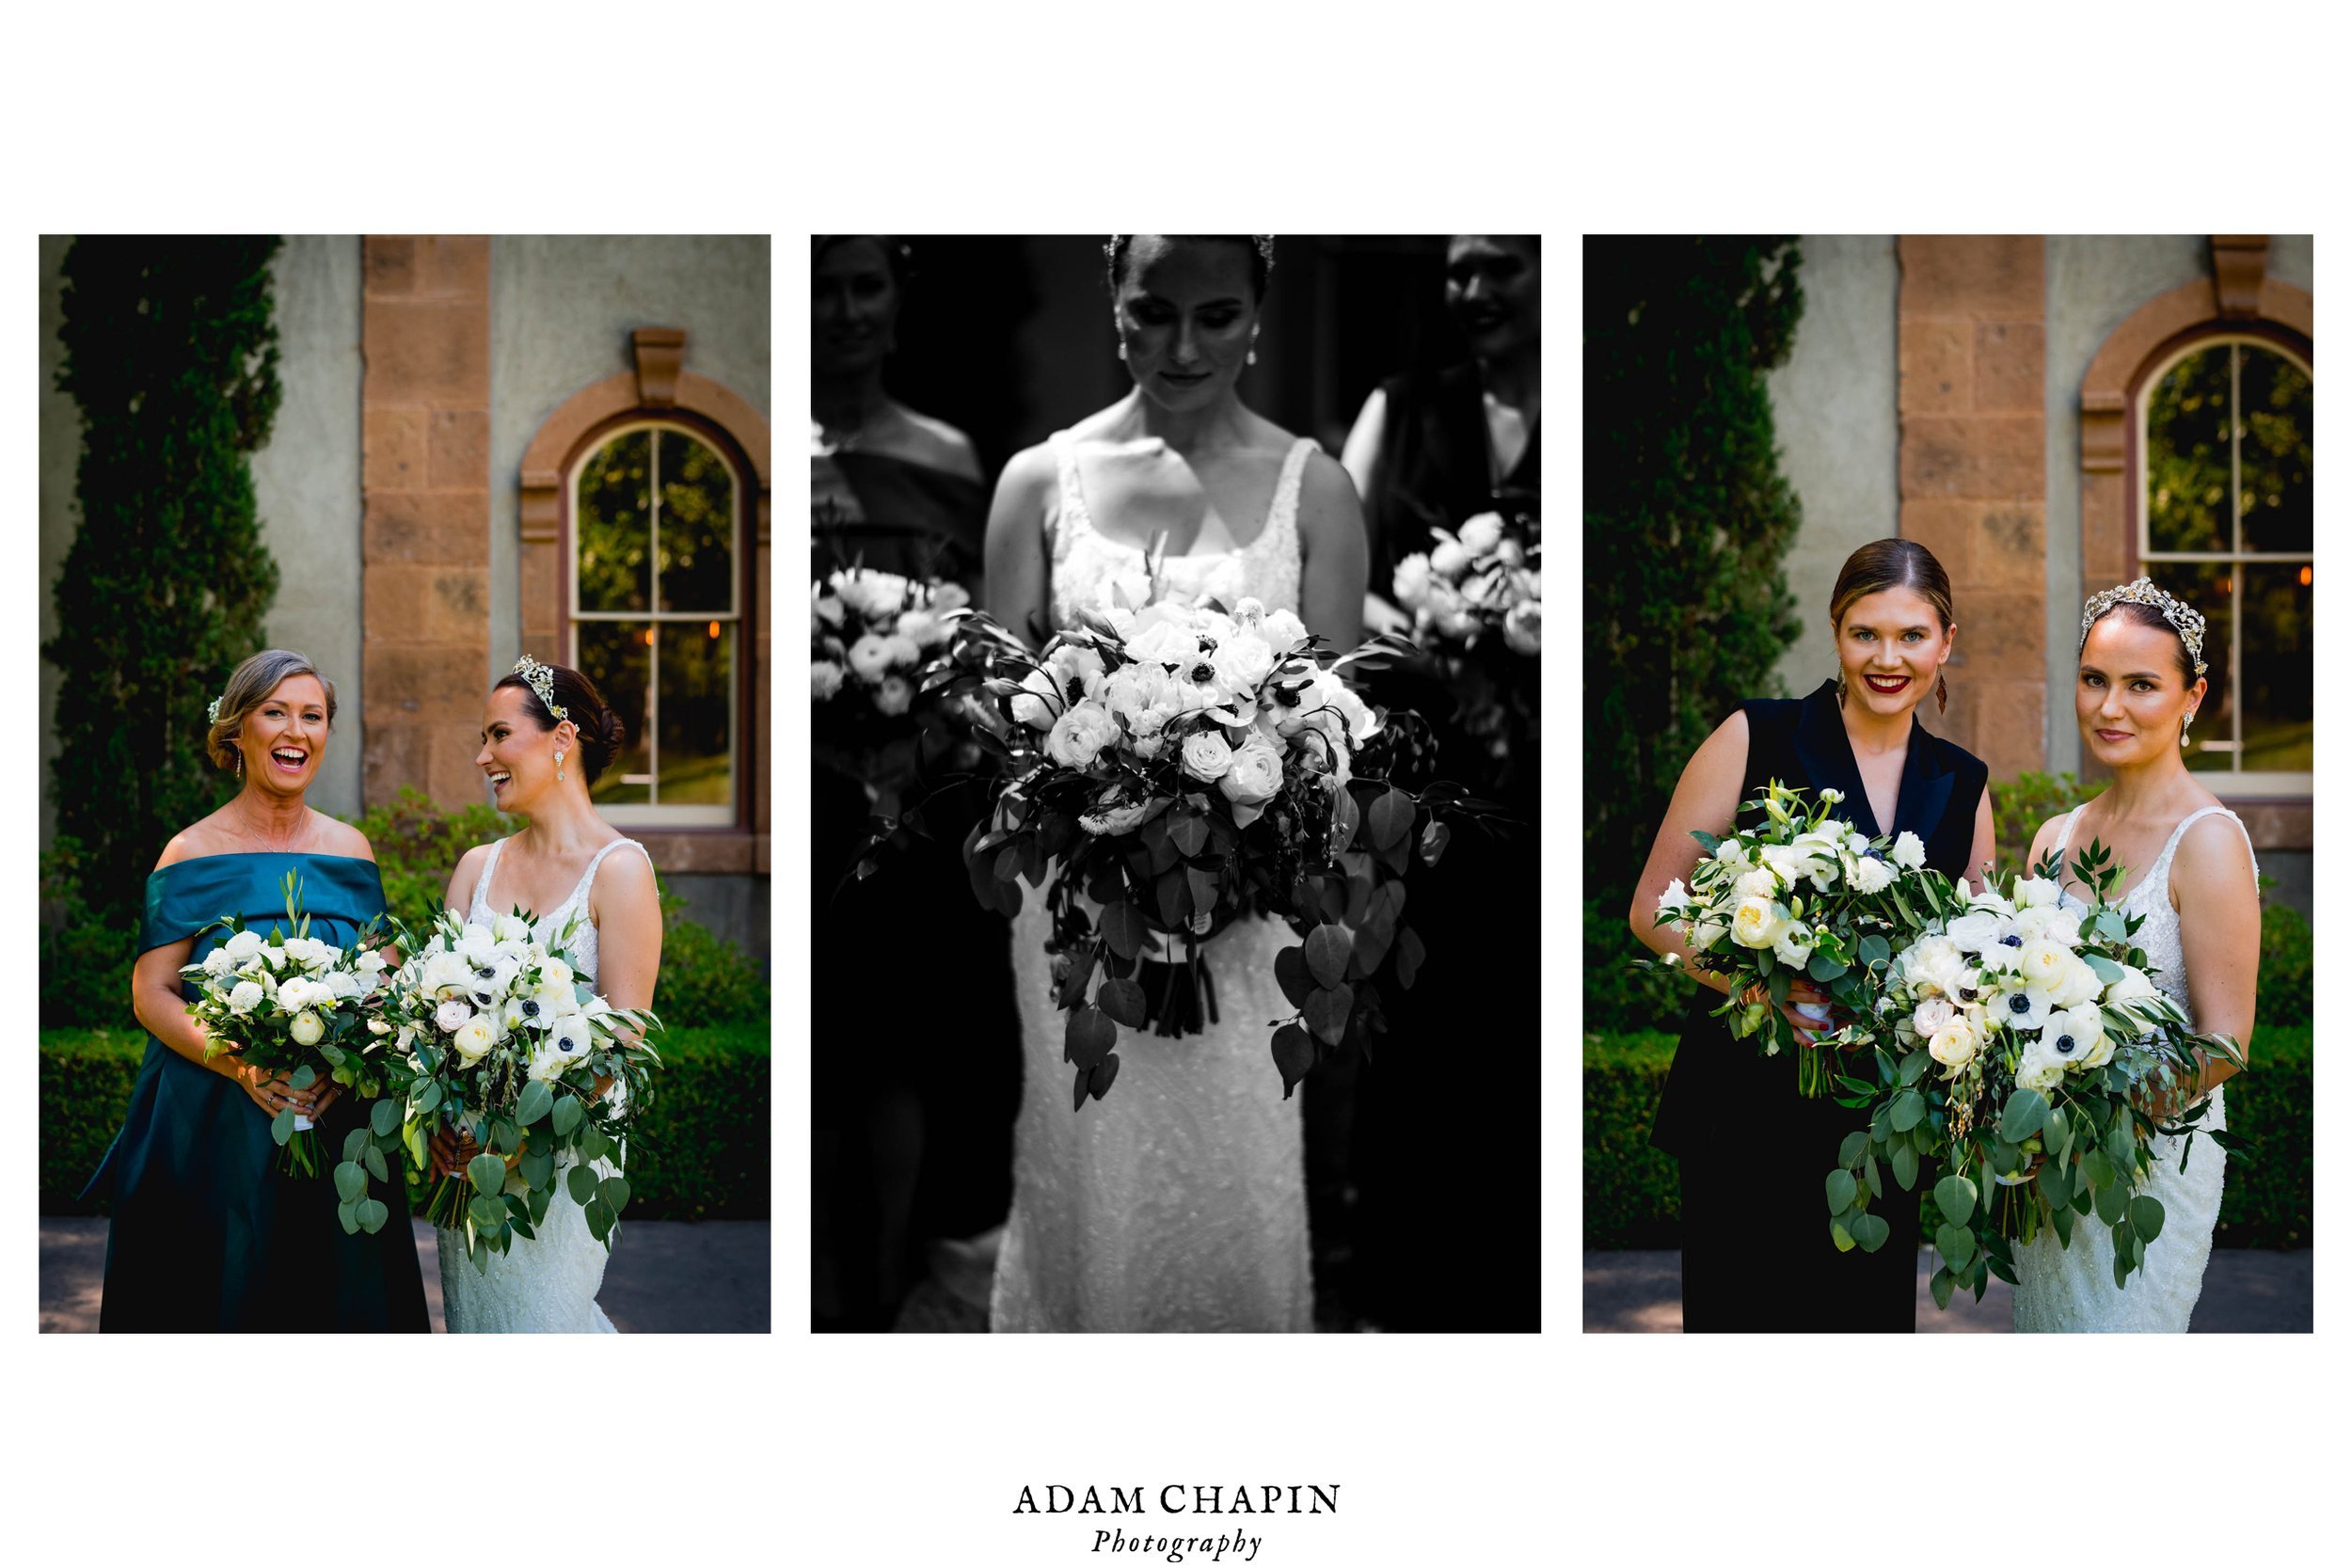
(349, 786, 768, 1026)
(1583, 237, 1804, 942)
(1826, 842, 2249, 1307)
(43, 237, 284, 941)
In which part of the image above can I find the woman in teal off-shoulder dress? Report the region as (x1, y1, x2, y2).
(88, 651, 428, 1332)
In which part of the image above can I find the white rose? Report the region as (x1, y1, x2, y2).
(1899, 935, 1969, 1000)
(288, 1011, 325, 1047)
(1690, 919, 1727, 952)
(1078, 796, 1156, 836)
(1428, 539, 1470, 578)
(202, 948, 235, 977)
(2015, 937, 2074, 992)
(326, 970, 362, 1001)
(2103, 966, 2158, 1006)
(540, 957, 573, 990)
(2052, 956, 2103, 1009)
(1728, 895, 1788, 951)
(1967, 887, 2018, 917)
(436, 999, 475, 1034)
(2015, 1038, 2066, 1094)
(1890, 832, 1927, 870)
(875, 675, 914, 717)
(1456, 512, 1504, 557)
(1211, 632, 1276, 697)
(451, 1015, 497, 1066)
(1261, 608, 1309, 651)
(1927, 1016, 1979, 1073)
(1772, 922, 1815, 969)
(228, 979, 264, 1015)
(811, 660, 846, 700)
(1391, 553, 1434, 611)
(1912, 997, 1957, 1040)
(532, 981, 580, 1020)
(846, 633, 896, 681)
(1713, 838, 1751, 870)
(1180, 730, 1234, 783)
(223, 930, 263, 962)
(1945, 909, 2017, 954)
(1216, 739, 1286, 811)
(1045, 701, 1120, 768)
(456, 925, 496, 962)
(493, 913, 533, 945)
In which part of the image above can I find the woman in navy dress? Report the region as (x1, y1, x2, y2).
(1631, 542, 1994, 1332)
(89, 649, 428, 1332)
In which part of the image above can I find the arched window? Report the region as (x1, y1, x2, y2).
(570, 420, 743, 824)
(2136, 336, 2312, 784)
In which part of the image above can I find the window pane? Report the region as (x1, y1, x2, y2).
(2146, 562, 2233, 773)
(2241, 562, 2312, 772)
(658, 430, 737, 613)
(2237, 345, 2312, 555)
(657, 622, 733, 805)
(2144, 349, 2232, 554)
(578, 431, 653, 613)
(578, 620, 653, 804)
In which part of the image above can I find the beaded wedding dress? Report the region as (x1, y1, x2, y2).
(989, 431, 1317, 1332)
(437, 836, 648, 1334)
(2011, 804, 2252, 1333)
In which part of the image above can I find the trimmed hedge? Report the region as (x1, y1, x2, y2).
(1584, 1025, 2312, 1250)
(40, 1023, 769, 1221)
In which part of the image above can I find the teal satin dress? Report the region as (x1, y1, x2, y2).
(88, 852, 429, 1332)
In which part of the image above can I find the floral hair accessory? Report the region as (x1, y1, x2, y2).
(1104, 235, 1276, 275)
(206, 697, 223, 724)
(514, 654, 568, 722)
(2079, 577, 2208, 678)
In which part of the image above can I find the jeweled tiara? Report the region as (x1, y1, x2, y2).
(514, 654, 568, 721)
(2079, 577, 2208, 678)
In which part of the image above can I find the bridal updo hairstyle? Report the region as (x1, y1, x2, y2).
(1829, 538, 1957, 713)
(2081, 598, 2200, 687)
(492, 661, 628, 785)
(206, 649, 338, 771)
(1104, 235, 1272, 301)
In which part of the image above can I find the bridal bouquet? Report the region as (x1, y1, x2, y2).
(373, 908, 662, 1270)
(917, 570, 1486, 1110)
(1822, 840, 2249, 1306)
(181, 868, 393, 1185)
(812, 567, 993, 806)
(1640, 781, 1947, 1096)
(1391, 507, 1541, 657)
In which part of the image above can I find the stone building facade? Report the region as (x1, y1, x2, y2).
(1768, 235, 2312, 914)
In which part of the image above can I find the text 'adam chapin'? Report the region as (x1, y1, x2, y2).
(1013, 1485, 1340, 1515)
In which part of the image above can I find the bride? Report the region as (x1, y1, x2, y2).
(980, 234, 1367, 1331)
(431, 656, 662, 1332)
(2015, 580, 2260, 1331)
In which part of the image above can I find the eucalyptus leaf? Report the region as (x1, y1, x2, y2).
(552, 1096, 584, 1137)
(1851, 1212, 1891, 1252)
(1933, 1174, 1977, 1227)
(1998, 1088, 2048, 1145)
(467, 1152, 507, 1198)
(271, 1107, 296, 1147)
(1890, 1089, 1926, 1133)
(600, 1175, 632, 1213)
(516, 1080, 554, 1127)
(356, 1197, 388, 1234)
(337, 1199, 359, 1236)
(334, 1161, 368, 1203)
(2130, 1194, 2165, 1241)
(1826, 1169, 1857, 1214)
(371, 1098, 401, 1137)
(568, 1164, 600, 1206)
(1890, 1141, 1919, 1191)
(1935, 1222, 1975, 1271)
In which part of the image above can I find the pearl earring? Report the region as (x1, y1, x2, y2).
(1248, 326, 1260, 367)
(2180, 711, 2197, 749)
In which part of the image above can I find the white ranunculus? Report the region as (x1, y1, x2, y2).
(1180, 730, 1234, 783)
(539, 957, 573, 990)
(846, 633, 896, 682)
(228, 979, 264, 1015)
(1927, 1016, 1979, 1073)
(2051, 955, 2103, 1009)
(1890, 832, 1928, 870)
(1847, 854, 1896, 895)
(2015, 936, 2074, 992)
(1729, 895, 1788, 951)
(288, 1011, 325, 1046)
(875, 674, 914, 717)
(1009, 666, 1062, 731)
(811, 660, 846, 700)
(1657, 879, 1692, 915)
(436, 999, 475, 1034)
(1045, 701, 1120, 768)
(451, 1016, 497, 1066)
(2014, 877, 2062, 910)
(1216, 739, 1287, 816)
(1772, 921, 1816, 969)
(223, 929, 263, 962)
(1456, 512, 1504, 557)
(1392, 553, 1434, 611)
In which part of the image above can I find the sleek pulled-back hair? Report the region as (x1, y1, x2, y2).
(206, 649, 338, 771)
(1830, 538, 1955, 631)
(2082, 601, 2201, 687)
(491, 660, 628, 785)
(1105, 235, 1272, 301)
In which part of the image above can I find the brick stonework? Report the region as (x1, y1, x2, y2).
(363, 236, 490, 809)
(1898, 236, 2047, 781)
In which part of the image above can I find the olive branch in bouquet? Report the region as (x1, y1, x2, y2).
(1825, 838, 2250, 1307)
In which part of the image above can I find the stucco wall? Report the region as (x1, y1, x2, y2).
(1769, 236, 1900, 696)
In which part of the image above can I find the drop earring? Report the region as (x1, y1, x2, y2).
(1835, 670, 1848, 708)
(1936, 674, 1948, 714)
(555, 748, 566, 782)
(2181, 710, 2197, 749)
(1248, 325, 1260, 367)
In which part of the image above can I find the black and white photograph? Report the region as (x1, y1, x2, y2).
(810, 234, 1541, 1332)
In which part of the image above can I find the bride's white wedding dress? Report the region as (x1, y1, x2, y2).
(2011, 803, 2253, 1333)
(438, 835, 649, 1334)
(989, 431, 1317, 1333)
